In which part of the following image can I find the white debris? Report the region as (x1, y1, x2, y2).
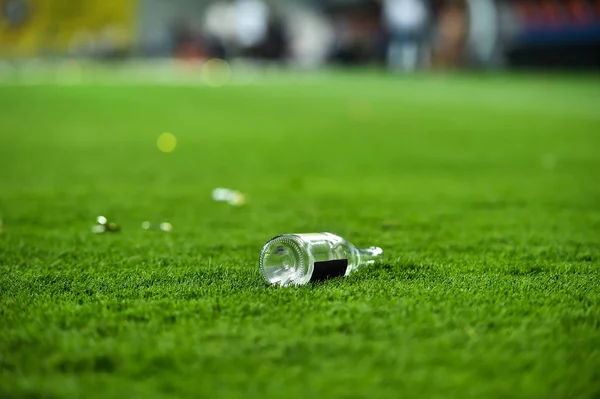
(92, 225, 106, 234)
(160, 222, 173, 232)
(212, 187, 233, 202)
(212, 188, 246, 206)
(228, 192, 246, 206)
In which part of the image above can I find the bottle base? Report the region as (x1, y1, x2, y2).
(259, 235, 310, 286)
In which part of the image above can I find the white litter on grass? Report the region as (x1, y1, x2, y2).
(160, 222, 173, 232)
(228, 192, 246, 206)
(212, 188, 246, 206)
(92, 225, 106, 234)
(92, 216, 119, 233)
(212, 188, 232, 202)
(142, 221, 173, 232)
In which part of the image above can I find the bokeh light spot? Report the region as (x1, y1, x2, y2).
(157, 132, 177, 153)
(202, 58, 232, 87)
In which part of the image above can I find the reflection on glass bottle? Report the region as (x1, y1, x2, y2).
(259, 232, 383, 286)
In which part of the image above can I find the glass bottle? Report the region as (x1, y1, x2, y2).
(259, 232, 383, 286)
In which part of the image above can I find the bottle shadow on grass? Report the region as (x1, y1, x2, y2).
(305, 260, 436, 288)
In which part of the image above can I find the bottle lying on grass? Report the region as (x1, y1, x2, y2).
(259, 232, 383, 286)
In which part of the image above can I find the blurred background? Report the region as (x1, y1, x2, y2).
(0, 0, 599, 78)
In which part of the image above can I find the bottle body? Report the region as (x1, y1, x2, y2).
(259, 232, 383, 286)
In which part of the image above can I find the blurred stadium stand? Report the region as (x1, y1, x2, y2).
(0, 0, 598, 70)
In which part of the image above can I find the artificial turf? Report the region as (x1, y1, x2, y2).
(0, 72, 599, 399)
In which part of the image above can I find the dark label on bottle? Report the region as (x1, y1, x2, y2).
(310, 259, 348, 282)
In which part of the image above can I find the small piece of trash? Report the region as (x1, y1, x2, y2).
(228, 192, 246, 206)
(160, 222, 172, 232)
(142, 221, 172, 232)
(92, 225, 106, 234)
(212, 188, 247, 206)
(107, 223, 119, 232)
(92, 216, 120, 234)
(212, 188, 232, 202)
(259, 232, 383, 286)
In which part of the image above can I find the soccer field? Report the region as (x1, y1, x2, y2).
(1, 73, 599, 398)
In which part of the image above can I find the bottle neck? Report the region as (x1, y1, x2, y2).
(357, 246, 384, 268)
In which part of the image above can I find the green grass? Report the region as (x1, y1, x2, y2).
(1, 72, 599, 399)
